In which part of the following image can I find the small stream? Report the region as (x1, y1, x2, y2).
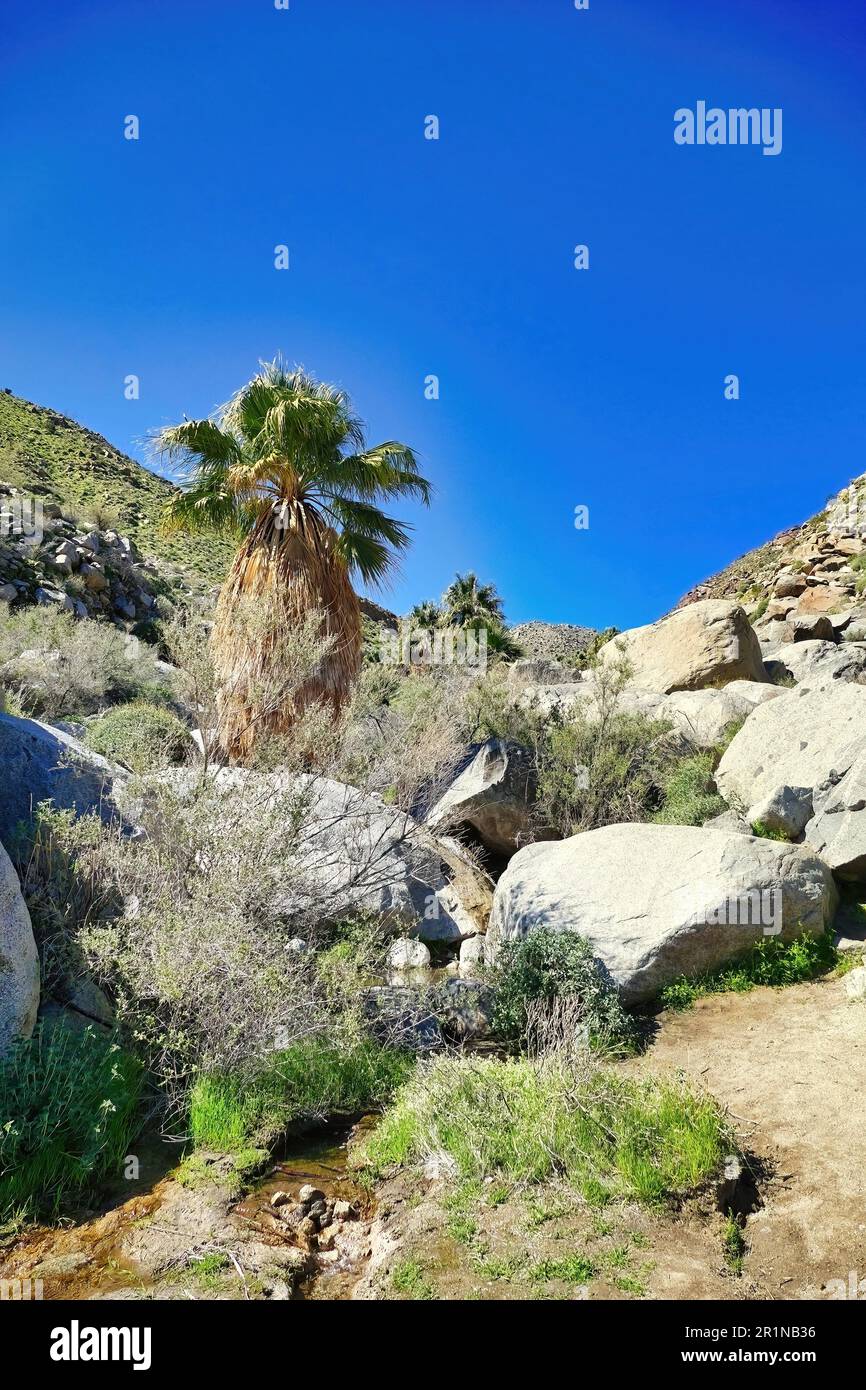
(0, 1117, 375, 1302)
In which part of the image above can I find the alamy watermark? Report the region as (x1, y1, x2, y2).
(686, 888, 782, 937)
(377, 623, 488, 672)
(0, 494, 43, 544)
(674, 103, 782, 157)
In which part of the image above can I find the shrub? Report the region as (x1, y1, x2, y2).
(357, 1053, 733, 1206)
(85, 700, 190, 771)
(653, 751, 726, 826)
(658, 928, 840, 1011)
(0, 606, 168, 718)
(489, 929, 636, 1054)
(0, 1023, 142, 1221)
(188, 1038, 413, 1149)
(538, 706, 674, 836)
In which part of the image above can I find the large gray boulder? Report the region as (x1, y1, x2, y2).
(487, 823, 837, 1004)
(425, 739, 538, 856)
(597, 600, 767, 694)
(122, 768, 492, 943)
(518, 678, 777, 751)
(765, 640, 866, 689)
(805, 754, 866, 880)
(715, 684, 866, 878)
(0, 712, 124, 842)
(0, 839, 39, 1054)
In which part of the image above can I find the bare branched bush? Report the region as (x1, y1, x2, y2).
(337, 664, 473, 812)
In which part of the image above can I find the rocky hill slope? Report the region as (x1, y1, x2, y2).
(676, 473, 866, 646)
(0, 390, 233, 586)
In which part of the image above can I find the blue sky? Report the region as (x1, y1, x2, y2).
(2, 0, 865, 629)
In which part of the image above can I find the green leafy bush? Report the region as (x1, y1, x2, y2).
(357, 1054, 733, 1206)
(490, 929, 636, 1054)
(188, 1038, 414, 1149)
(85, 700, 190, 771)
(0, 1023, 142, 1221)
(538, 707, 674, 835)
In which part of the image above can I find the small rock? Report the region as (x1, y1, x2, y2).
(459, 933, 487, 979)
(317, 1223, 341, 1252)
(387, 938, 431, 971)
(844, 967, 866, 1000)
(332, 1199, 355, 1222)
(298, 1184, 326, 1206)
(297, 1215, 319, 1250)
(747, 785, 813, 840)
(270, 1190, 293, 1208)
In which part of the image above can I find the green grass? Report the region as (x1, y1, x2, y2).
(175, 1147, 269, 1200)
(0, 1022, 142, 1222)
(658, 929, 840, 1012)
(529, 1253, 597, 1284)
(391, 1257, 436, 1300)
(357, 1054, 733, 1207)
(751, 820, 790, 842)
(722, 1215, 746, 1275)
(0, 390, 232, 585)
(188, 1038, 413, 1150)
(186, 1252, 231, 1289)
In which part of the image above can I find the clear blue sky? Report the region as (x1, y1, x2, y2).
(2, 0, 865, 628)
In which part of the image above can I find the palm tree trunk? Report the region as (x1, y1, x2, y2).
(211, 504, 361, 763)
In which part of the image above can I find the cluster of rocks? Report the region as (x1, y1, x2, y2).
(424, 597, 866, 1001)
(0, 485, 188, 628)
(269, 1184, 359, 1254)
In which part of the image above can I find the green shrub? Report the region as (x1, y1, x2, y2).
(85, 700, 190, 771)
(537, 708, 675, 836)
(0, 1023, 142, 1221)
(490, 929, 636, 1054)
(188, 1038, 414, 1150)
(357, 1054, 733, 1206)
(658, 929, 839, 1011)
(653, 751, 725, 826)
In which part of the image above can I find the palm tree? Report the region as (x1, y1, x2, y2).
(155, 359, 430, 761)
(408, 599, 443, 634)
(442, 572, 505, 627)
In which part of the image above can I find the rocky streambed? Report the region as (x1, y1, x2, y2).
(0, 1119, 378, 1302)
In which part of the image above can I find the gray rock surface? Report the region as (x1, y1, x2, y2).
(0, 838, 39, 1054)
(487, 823, 837, 1004)
(426, 739, 538, 856)
(0, 712, 124, 841)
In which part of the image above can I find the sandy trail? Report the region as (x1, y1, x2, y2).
(634, 977, 866, 1298)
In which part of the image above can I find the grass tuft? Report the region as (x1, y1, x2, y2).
(188, 1038, 413, 1150)
(0, 1022, 142, 1222)
(357, 1053, 733, 1207)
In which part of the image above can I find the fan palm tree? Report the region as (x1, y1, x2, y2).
(155, 359, 430, 761)
(408, 599, 443, 635)
(441, 572, 505, 627)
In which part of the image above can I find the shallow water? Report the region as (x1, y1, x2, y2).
(0, 1118, 374, 1301)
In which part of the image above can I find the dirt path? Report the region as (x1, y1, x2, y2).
(631, 976, 866, 1299)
